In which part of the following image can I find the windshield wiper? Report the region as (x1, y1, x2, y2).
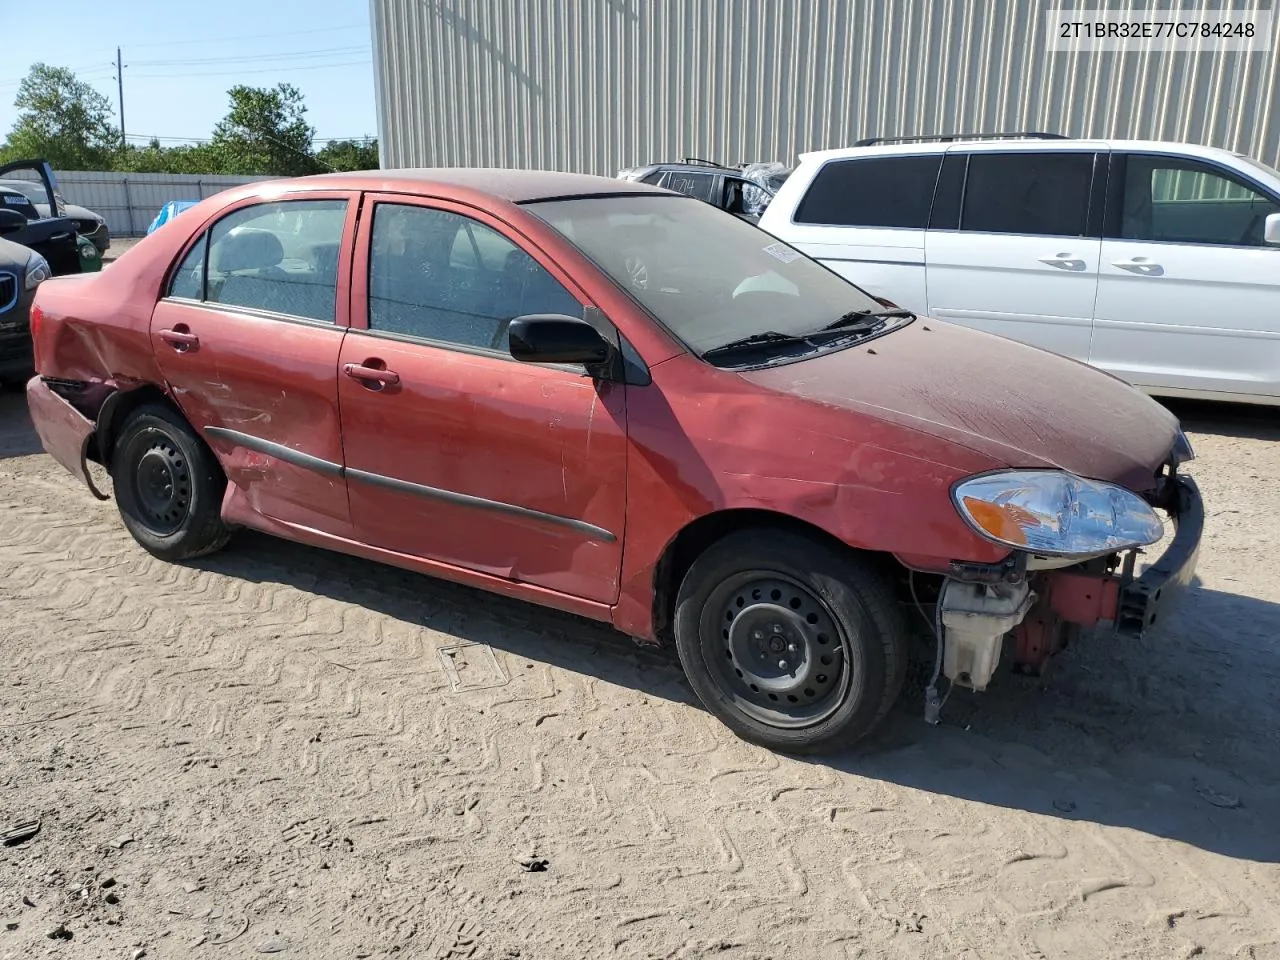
(701, 330, 812, 360)
(818, 307, 916, 332)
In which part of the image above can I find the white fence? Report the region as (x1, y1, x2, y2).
(44, 172, 273, 238)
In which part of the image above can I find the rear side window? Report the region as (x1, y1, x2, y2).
(202, 200, 347, 322)
(168, 234, 206, 300)
(793, 155, 943, 228)
(961, 153, 1094, 237)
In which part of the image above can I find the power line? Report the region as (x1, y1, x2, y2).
(127, 59, 371, 80)
(130, 45, 369, 68)
(124, 23, 369, 49)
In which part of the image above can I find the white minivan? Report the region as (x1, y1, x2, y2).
(758, 135, 1280, 406)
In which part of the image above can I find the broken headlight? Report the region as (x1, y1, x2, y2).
(952, 470, 1164, 556)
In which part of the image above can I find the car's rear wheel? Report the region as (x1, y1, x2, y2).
(673, 529, 907, 754)
(112, 404, 233, 561)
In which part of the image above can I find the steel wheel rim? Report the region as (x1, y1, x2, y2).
(703, 572, 855, 729)
(132, 437, 191, 535)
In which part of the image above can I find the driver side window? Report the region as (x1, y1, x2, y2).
(367, 204, 583, 353)
(1116, 155, 1280, 247)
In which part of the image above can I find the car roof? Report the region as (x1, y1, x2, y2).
(797, 138, 1246, 165)
(298, 167, 669, 202)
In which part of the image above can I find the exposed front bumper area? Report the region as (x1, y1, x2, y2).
(1115, 474, 1203, 638)
(25, 376, 109, 499)
(935, 472, 1204, 693)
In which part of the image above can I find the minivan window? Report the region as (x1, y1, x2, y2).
(1113, 155, 1280, 247)
(960, 152, 1094, 237)
(794, 155, 943, 228)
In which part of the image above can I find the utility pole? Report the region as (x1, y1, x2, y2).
(115, 46, 126, 149)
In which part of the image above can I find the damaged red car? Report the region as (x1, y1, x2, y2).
(25, 170, 1202, 753)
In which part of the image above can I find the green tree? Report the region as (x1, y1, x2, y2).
(316, 138, 379, 172)
(208, 83, 321, 176)
(0, 63, 118, 169)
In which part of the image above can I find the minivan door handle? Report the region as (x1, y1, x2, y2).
(1112, 257, 1165, 277)
(1037, 253, 1087, 271)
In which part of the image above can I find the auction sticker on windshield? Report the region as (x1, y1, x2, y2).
(763, 241, 802, 263)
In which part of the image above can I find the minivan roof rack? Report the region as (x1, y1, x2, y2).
(680, 156, 732, 168)
(852, 132, 1069, 147)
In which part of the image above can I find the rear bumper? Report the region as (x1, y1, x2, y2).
(1115, 474, 1203, 637)
(25, 376, 104, 495)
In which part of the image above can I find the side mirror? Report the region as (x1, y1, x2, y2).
(508, 314, 612, 366)
(1265, 212, 1280, 246)
(0, 208, 25, 235)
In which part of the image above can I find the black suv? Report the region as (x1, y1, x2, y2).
(616, 158, 790, 222)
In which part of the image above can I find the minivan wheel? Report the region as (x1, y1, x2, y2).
(112, 403, 233, 561)
(673, 530, 907, 754)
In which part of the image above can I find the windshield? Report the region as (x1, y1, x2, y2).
(524, 195, 886, 356)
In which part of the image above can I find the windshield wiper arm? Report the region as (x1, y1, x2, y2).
(818, 307, 916, 332)
(701, 330, 811, 359)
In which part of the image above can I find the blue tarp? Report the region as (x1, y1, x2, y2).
(146, 200, 201, 235)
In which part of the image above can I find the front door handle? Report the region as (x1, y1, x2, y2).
(1037, 253, 1087, 271)
(158, 326, 200, 352)
(1112, 257, 1165, 277)
(343, 361, 400, 388)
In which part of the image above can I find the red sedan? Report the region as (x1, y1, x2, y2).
(25, 169, 1202, 753)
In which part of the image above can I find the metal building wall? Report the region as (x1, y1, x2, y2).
(371, 0, 1280, 174)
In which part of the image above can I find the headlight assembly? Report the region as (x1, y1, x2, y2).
(24, 253, 51, 290)
(953, 470, 1164, 556)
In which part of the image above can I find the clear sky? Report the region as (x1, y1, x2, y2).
(0, 0, 378, 147)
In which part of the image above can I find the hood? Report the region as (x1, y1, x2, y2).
(742, 318, 1180, 492)
(0, 235, 35, 268)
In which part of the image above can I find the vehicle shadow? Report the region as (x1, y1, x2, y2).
(1161, 397, 1280, 441)
(2, 392, 1274, 862)
(839, 571, 1280, 863)
(0, 387, 42, 459)
(195, 529, 1280, 864)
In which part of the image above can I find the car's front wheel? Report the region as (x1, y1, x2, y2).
(673, 529, 907, 754)
(112, 403, 233, 561)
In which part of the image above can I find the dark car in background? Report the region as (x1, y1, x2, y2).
(0, 160, 101, 386)
(616, 158, 790, 222)
(0, 168, 110, 255)
(0, 227, 52, 387)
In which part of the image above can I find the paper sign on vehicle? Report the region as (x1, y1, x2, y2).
(763, 241, 802, 263)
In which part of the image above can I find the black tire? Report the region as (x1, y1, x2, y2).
(112, 403, 233, 561)
(673, 529, 907, 754)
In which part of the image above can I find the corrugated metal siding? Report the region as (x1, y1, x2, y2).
(7, 172, 272, 237)
(372, 0, 1280, 174)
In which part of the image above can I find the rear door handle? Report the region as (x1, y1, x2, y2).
(158, 327, 200, 352)
(1037, 254, 1087, 271)
(343, 362, 400, 387)
(1112, 258, 1165, 276)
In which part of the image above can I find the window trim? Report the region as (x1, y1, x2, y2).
(157, 191, 359, 327)
(354, 193, 603, 365)
(789, 153, 945, 230)
(1103, 150, 1280, 250)
(946, 150, 1105, 240)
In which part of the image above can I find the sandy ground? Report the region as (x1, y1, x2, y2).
(0, 389, 1278, 960)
